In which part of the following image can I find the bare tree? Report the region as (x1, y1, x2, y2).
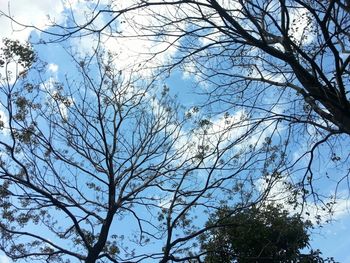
(64, 0, 350, 202)
(0, 39, 284, 262)
(10, 0, 347, 209)
(4, 0, 348, 134)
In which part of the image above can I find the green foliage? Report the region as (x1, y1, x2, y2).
(200, 204, 336, 263)
(0, 38, 36, 69)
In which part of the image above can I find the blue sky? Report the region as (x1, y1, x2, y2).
(0, 1, 349, 262)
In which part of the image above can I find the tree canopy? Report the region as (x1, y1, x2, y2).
(0, 38, 284, 262)
(5, 0, 347, 205)
(200, 204, 336, 263)
(0, 0, 348, 262)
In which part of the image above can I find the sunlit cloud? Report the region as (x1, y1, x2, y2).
(0, 254, 11, 263)
(0, 0, 65, 42)
(258, 177, 350, 224)
(48, 63, 58, 73)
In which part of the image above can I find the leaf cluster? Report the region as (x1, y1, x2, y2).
(200, 204, 336, 263)
(0, 38, 36, 69)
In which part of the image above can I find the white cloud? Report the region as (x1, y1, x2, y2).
(259, 177, 350, 224)
(174, 110, 249, 164)
(0, 0, 65, 42)
(40, 76, 71, 120)
(48, 63, 58, 73)
(0, 1, 65, 84)
(0, 254, 11, 263)
(62, 1, 181, 77)
(289, 6, 315, 45)
(159, 195, 172, 209)
(0, 107, 9, 136)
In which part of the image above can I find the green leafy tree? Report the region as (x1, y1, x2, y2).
(200, 204, 337, 263)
